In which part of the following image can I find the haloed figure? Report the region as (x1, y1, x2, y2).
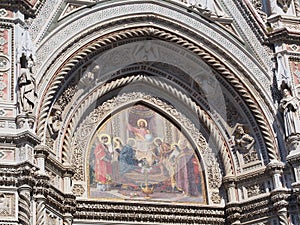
(94, 134, 112, 191)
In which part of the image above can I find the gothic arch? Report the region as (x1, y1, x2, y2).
(36, 25, 278, 166)
(69, 90, 223, 205)
(59, 74, 232, 175)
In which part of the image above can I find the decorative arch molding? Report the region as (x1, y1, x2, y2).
(36, 26, 278, 163)
(70, 90, 223, 205)
(60, 75, 234, 178)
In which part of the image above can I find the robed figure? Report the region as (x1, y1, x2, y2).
(175, 141, 202, 196)
(17, 68, 37, 113)
(279, 89, 300, 137)
(94, 135, 112, 187)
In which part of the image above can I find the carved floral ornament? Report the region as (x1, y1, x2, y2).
(70, 91, 222, 203)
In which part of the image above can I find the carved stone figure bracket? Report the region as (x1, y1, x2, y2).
(233, 124, 259, 165)
(46, 106, 63, 148)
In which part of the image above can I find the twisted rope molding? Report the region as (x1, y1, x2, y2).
(36, 26, 277, 162)
(18, 186, 31, 225)
(294, 0, 300, 16)
(36, 198, 45, 225)
(62, 75, 234, 177)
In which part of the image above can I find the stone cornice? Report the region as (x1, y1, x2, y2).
(232, 0, 268, 43)
(0, 130, 40, 146)
(0, 0, 45, 18)
(223, 167, 267, 184)
(0, 161, 38, 187)
(46, 155, 75, 177)
(267, 15, 300, 43)
(75, 200, 225, 224)
(239, 194, 272, 222)
(47, 186, 76, 214)
(268, 28, 300, 43)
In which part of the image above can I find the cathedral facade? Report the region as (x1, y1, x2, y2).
(0, 0, 300, 224)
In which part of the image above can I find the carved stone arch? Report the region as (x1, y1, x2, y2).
(70, 90, 223, 205)
(36, 26, 277, 167)
(59, 75, 234, 178)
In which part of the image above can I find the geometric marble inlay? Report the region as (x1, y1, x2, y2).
(0, 9, 8, 18)
(0, 56, 9, 71)
(0, 37, 6, 46)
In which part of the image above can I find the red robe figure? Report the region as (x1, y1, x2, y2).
(94, 134, 112, 187)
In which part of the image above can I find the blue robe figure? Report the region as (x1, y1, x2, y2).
(119, 144, 138, 175)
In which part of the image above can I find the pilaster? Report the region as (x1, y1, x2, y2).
(270, 188, 290, 225)
(224, 176, 241, 224)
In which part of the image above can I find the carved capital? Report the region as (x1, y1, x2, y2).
(34, 145, 50, 159)
(286, 134, 300, 156)
(270, 189, 289, 211)
(16, 114, 36, 130)
(34, 173, 50, 196)
(267, 160, 284, 174)
(223, 175, 236, 187)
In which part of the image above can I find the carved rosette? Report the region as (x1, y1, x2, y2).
(72, 184, 85, 197)
(246, 183, 265, 198)
(71, 91, 222, 200)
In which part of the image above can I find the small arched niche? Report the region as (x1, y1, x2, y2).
(87, 103, 207, 204)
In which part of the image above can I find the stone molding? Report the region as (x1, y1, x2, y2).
(75, 200, 225, 224)
(34, 1, 271, 90)
(36, 26, 278, 165)
(0, 0, 45, 18)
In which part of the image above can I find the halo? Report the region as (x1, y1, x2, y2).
(126, 138, 136, 147)
(137, 119, 148, 127)
(153, 137, 163, 146)
(97, 133, 111, 144)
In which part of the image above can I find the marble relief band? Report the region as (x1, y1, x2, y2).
(75, 200, 225, 224)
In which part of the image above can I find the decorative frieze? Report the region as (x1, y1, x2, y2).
(75, 200, 225, 224)
(246, 183, 266, 198)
